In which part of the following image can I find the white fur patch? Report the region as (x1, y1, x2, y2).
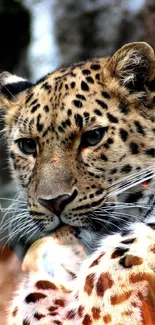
(0, 71, 27, 86)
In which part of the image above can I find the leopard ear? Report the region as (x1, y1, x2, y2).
(107, 42, 155, 91)
(0, 71, 32, 110)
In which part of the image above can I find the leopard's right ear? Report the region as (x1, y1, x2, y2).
(106, 42, 155, 91)
(0, 71, 33, 111)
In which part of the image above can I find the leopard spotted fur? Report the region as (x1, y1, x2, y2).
(1, 42, 155, 324)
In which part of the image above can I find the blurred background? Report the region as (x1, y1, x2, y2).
(0, 0, 154, 319)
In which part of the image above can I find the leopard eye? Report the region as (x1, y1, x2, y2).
(80, 127, 108, 148)
(16, 138, 37, 155)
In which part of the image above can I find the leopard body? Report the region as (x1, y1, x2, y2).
(1, 42, 155, 324)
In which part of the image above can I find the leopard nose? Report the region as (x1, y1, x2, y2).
(38, 190, 77, 217)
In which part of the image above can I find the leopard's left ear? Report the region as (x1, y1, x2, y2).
(107, 42, 155, 91)
(0, 71, 33, 111)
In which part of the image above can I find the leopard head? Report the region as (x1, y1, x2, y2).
(1, 42, 155, 238)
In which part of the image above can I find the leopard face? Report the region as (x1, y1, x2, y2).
(1, 42, 155, 234)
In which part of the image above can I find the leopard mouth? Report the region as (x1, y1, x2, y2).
(33, 216, 81, 236)
(32, 201, 113, 235)
(32, 200, 126, 236)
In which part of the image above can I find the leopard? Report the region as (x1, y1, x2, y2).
(9, 222, 155, 325)
(1, 42, 155, 324)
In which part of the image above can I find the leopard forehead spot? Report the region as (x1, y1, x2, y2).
(22, 63, 110, 139)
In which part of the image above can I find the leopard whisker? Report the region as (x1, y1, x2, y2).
(19, 224, 38, 240)
(0, 219, 28, 244)
(106, 166, 155, 196)
(104, 203, 150, 209)
(24, 226, 41, 245)
(110, 165, 155, 187)
(107, 173, 155, 198)
(90, 210, 137, 223)
(90, 215, 123, 232)
(93, 210, 138, 219)
(2, 85, 22, 106)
